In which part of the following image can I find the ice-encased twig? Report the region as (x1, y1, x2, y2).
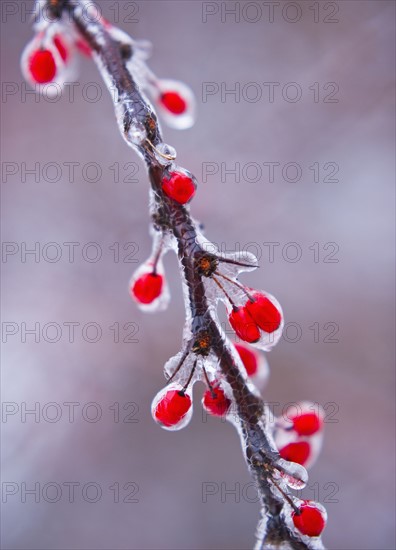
(28, 2, 326, 548)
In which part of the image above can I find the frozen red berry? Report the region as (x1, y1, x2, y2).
(53, 35, 68, 62)
(229, 307, 260, 343)
(202, 386, 231, 416)
(279, 441, 310, 466)
(246, 293, 281, 333)
(234, 343, 258, 376)
(154, 389, 192, 427)
(131, 272, 163, 304)
(162, 172, 196, 204)
(156, 80, 196, 129)
(160, 91, 187, 115)
(292, 501, 326, 537)
(291, 412, 323, 436)
(29, 49, 57, 84)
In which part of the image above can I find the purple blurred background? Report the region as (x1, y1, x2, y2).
(1, 1, 395, 549)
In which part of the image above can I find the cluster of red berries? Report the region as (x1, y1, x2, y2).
(22, 14, 196, 128)
(275, 403, 324, 468)
(228, 291, 283, 346)
(292, 500, 327, 537)
(152, 342, 271, 429)
(21, 30, 72, 87)
(22, 13, 121, 90)
(152, 379, 232, 430)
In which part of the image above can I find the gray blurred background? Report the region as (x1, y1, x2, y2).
(1, 1, 395, 549)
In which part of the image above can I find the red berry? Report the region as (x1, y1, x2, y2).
(202, 386, 231, 416)
(131, 272, 163, 304)
(292, 412, 323, 436)
(292, 501, 326, 537)
(279, 441, 310, 466)
(234, 343, 258, 376)
(160, 92, 187, 115)
(245, 293, 281, 333)
(154, 389, 192, 427)
(229, 307, 260, 343)
(53, 35, 68, 62)
(29, 49, 57, 84)
(162, 172, 196, 204)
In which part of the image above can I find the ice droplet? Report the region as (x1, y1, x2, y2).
(282, 472, 306, 491)
(277, 458, 308, 490)
(154, 142, 177, 165)
(127, 121, 147, 145)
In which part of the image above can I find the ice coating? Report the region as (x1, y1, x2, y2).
(222, 291, 284, 352)
(274, 401, 325, 470)
(129, 260, 169, 313)
(114, 98, 148, 156)
(154, 79, 196, 129)
(151, 383, 194, 432)
(129, 231, 171, 313)
(198, 238, 259, 274)
(28, 1, 197, 131)
(187, 235, 284, 351)
(163, 340, 229, 392)
(194, 235, 258, 305)
(127, 120, 147, 146)
(164, 350, 201, 388)
(282, 501, 327, 549)
(123, 41, 196, 130)
(247, 350, 270, 388)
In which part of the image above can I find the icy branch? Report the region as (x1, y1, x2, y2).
(23, 1, 327, 548)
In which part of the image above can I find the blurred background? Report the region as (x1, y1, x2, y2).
(1, 1, 395, 549)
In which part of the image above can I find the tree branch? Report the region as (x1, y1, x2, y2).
(26, 2, 327, 548)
